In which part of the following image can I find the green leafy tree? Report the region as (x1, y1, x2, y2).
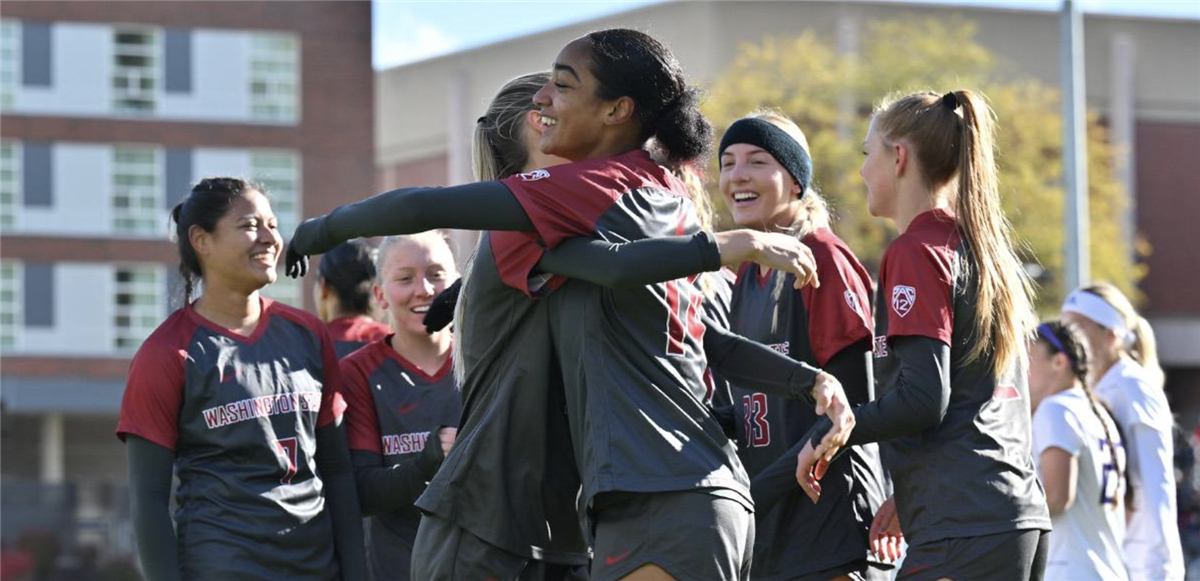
(702, 17, 1140, 312)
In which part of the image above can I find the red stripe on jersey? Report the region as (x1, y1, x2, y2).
(340, 340, 393, 454)
(326, 316, 389, 345)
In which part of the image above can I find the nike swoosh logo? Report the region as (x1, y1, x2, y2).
(605, 550, 633, 566)
(397, 403, 420, 414)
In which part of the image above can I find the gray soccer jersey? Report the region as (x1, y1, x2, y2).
(117, 298, 344, 581)
(871, 208, 1050, 545)
(341, 338, 461, 581)
(728, 228, 886, 579)
(503, 149, 752, 509)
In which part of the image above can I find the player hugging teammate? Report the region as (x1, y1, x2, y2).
(121, 26, 1189, 581)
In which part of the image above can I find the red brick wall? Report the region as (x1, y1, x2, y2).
(1136, 122, 1200, 316)
(376, 155, 451, 191)
(1, 1, 375, 312)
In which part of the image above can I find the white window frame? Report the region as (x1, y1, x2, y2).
(249, 149, 301, 237)
(248, 32, 299, 123)
(112, 264, 163, 352)
(1, 260, 23, 352)
(0, 140, 21, 231)
(0, 19, 20, 110)
(111, 145, 163, 237)
(112, 27, 160, 115)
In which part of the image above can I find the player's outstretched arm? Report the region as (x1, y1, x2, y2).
(700, 313, 822, 403)
(535, 229, 819, 290)
(286, 181, 535, 277)
(795, 336, 951, 500)
(127, 436, 183, 581)
(315, 420, 368, 581)
(350, 427, 450, 516)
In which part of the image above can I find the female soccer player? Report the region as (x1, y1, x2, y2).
(287, 31, 858, 581)
(315, 239, 389, 358)
(116, 178, 365, 581)
(717, 111, 888, 581)
(798, 90, 1052, 580)
(1029, 319, 1128, 581)
(339, 233, 461, 581)
(1062, 283, 1183, 580)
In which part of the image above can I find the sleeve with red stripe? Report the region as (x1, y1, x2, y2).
(879, 236, 954, 344)
(800, 231, 875, 366)
(490, 231, 566, 298)
(339, 345, 384, 454)
(316, 324, 348, 428)
(116, 319, 188, 451)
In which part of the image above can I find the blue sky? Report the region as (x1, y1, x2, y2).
(372, 0, 1200, 69)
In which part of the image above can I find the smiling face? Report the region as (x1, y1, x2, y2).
(719, 143, 802, 231)
(373, 235, 458, 338)
(192, 190, 281, 294)
(860, 119, 898, 219)
(531, 38, 617, 161)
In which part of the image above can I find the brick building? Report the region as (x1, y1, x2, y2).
(0, 0, 373, 558)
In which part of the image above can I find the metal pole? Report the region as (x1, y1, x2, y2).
(1061, 0, 1090, 291)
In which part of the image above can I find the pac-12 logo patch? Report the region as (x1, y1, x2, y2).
(891, 285, 916, 318)
(518, 169, 550, 181)
(844, 290, 862, 316)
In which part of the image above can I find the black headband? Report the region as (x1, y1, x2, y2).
(718, 118, 812, 196)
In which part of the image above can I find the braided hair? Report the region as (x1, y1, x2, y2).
(1038, 319, 1126, 506)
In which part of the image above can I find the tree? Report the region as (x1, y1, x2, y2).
(701, 17, 1140, 313)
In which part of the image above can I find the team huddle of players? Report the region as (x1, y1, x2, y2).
(115, 28, 1183, 581)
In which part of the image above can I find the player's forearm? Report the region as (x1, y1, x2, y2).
(750, 436, 809, 516)
(127, 436, 183, 581)
(291, 181, 535, 256)
(820, 340, 874, 406)
(701, 314, 819, 404)
(315, 422, 367, 581)
(805, 336, 951, 448)
(350, 442, 443, 516)
(537, 231, 722, 289)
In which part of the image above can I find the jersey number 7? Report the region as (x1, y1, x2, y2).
(275, 437, 299, 485)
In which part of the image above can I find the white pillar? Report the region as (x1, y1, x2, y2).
(40, 412, 65, 483)
(445, 70, 480, 270)
(1060, 0, 1090, 291)
(1110, 33, 1137, 258)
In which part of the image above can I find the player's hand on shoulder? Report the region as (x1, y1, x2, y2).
(869, 495, 904, 563)
(437, 427, 457, 456)
(715, 230, 819, 289)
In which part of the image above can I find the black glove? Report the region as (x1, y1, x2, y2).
(285, 243, 308, 279)
(423, 278, 462, 334)
(285, 216, 332, 279)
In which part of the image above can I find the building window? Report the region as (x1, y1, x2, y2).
(112, 146, 162, 236)
(250, 150, 301, 236)
(0, 141, 20, 230)
(0, 20, 19, 109)
(113, 265, 162, 351)
(0, 260, 22, 352)
(113, 28, 159, 114)
(248, 33, 298, 123)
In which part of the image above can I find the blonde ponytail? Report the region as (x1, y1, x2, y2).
(874, 90, 1037, 377)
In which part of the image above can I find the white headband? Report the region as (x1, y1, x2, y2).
(1062, 289, 1132, 344)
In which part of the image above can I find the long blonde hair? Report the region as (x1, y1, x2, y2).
(453, 72, 551, 383)
(1080, 282, 1164, 388)
(873, 90, 1036, 377)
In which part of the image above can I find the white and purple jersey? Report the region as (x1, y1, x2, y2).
(117, 297, 345, 581)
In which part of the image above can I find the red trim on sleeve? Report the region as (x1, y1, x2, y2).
(272, 301, 348, 428)
(116, 310, 194, 451)
(879, 211, 958, 345)
(326, 316, 390, 345)
(338, 341, 390, 453)
(490, 231, 567, 298)
(799, 229, 875, 366)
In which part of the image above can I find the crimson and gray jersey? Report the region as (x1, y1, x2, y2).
(413, 232, 587, 565)
(504, 149, 751, 508)
(116, 298, 345, 581)
(873, 209, 1050, 545)
(340, 337, 460, 581)
(728, 228, 886, 578)
(326, 316, 390, 359)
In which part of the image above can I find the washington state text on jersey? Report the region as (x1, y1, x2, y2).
(201, 392, 323, 430)
(382, 432, 431, 456)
